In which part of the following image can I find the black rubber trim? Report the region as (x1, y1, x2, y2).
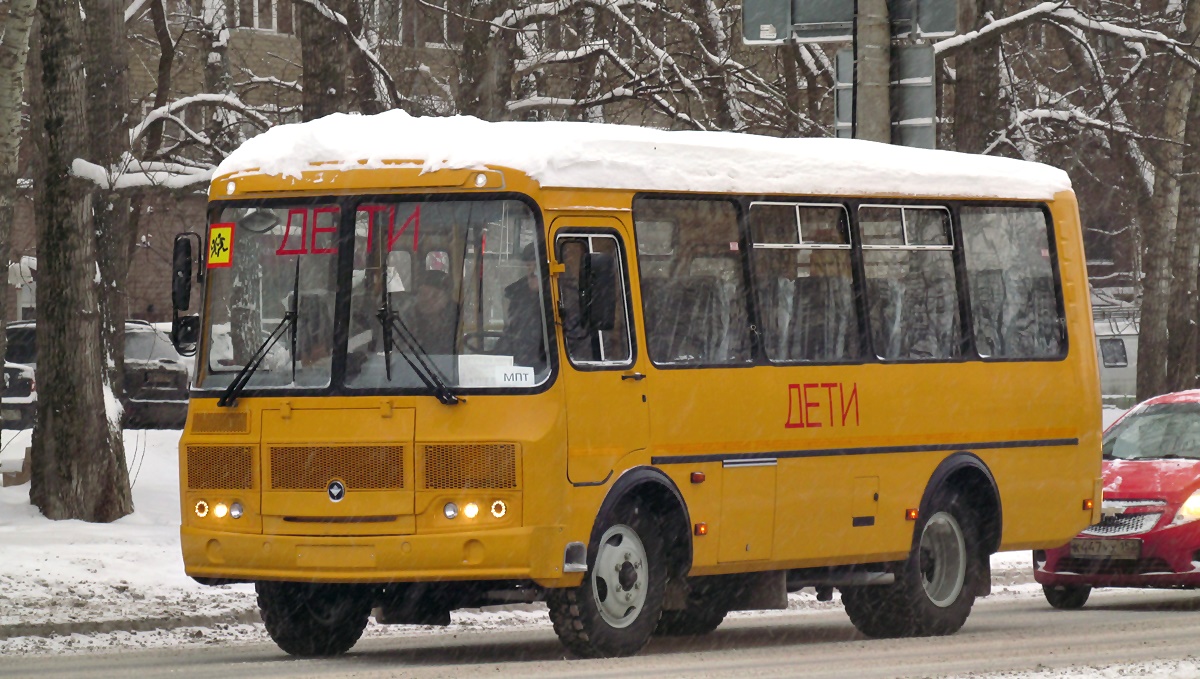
(852, 516, 875, 527)
(570, 469, 614, 488)
(650, 437, 1078, 465)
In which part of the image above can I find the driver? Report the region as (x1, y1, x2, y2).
(408, 269, 459, 354)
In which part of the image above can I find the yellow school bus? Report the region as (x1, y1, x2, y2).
(170, 112, 1103, 658)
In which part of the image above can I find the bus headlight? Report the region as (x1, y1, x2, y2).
(491, 500, 507, 518)
(195, 500, 209, 518)
(444, 502, 459, 519)
(229, 502, 244, 519)
(1173, 491, 1200, 526)
(213, 502, 229, 519)
(463, 502, 479, 519)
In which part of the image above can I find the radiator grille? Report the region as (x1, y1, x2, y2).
(269, 445, 404, 490)
(1081, 512, 1162, 537)
(191, 411, 249, 434)
(422, 443, 518, 489)
(187, 446, 253, 489)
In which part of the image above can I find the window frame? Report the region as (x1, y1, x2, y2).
(553, 229, 637, 371)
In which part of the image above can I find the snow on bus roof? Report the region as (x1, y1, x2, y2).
(214, 110, 1072, 200)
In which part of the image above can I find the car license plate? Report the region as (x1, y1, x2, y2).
(1070, 538, 1141, 560)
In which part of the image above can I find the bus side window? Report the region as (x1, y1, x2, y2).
(748, 202, 862, 363)
(961, 206, 1064, 359)
(556, 234, 632, 367)
(632, 198, 752, 366)
(860, 205, 960, 361)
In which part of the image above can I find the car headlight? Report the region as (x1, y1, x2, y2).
(1172, 490, 1200, 526)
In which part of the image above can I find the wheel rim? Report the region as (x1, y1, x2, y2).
(591, 524, 649, 629)
(918, 511, 967, 608)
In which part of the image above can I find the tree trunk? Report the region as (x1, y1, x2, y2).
(298, 0, 348, 121)
(855, 0, 890, 142)
(952, 0, 1004, 153)
(0, 0, 38, 407)
(461, 0, 515, 120)
(30, 0, 132, 522)
(1169, 82, 1200, 390)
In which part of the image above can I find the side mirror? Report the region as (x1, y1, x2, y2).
(171, 315, 200, 356)
(172, 236, 194, 312)
(580, 252, 617, 332)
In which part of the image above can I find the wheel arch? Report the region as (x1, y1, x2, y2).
(592, 466, 692, 580)
(916, 452, 1003, 555)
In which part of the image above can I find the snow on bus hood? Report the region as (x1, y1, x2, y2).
(213, 111, 1073, 200)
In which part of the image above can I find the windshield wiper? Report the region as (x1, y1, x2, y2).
(376, 304, 459, 405)
(218, 259, 301, 408)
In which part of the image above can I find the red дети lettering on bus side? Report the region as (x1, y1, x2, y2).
(785, 382, 859, 429)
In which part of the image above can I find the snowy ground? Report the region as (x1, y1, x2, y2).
(0, 407, 1133, 673)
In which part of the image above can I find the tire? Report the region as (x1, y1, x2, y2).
(547, 500, 667, 658)
(843, 492, 979, 638)
(1042, 584, 1091, 610)
(654, 578, 729, 636)
(256, 581, 373, 657)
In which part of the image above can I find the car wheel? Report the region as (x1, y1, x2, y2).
(257, 581, 373, 656)
(844, 492, 980, 638)
(1042, 584, 1091, 609)
(547, 500, 667, 658)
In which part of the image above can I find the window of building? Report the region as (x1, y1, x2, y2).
(237, 0, 294, 33)
(961, 206, 1064, 359)
(748, 202, 862, 362)
(633, 198, 752, 367)
(859, 205, 960, 361)
(1099, 338, 1128, 368)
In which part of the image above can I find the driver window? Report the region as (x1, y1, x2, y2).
(556, 233, 633, 368)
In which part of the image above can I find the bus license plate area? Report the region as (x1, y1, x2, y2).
(1070, 538, 1141, 560)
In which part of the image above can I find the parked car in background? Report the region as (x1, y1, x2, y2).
(1, 361, 35, 429)
(3, 320, 189, 429)
(1035, 390, 1200, 608)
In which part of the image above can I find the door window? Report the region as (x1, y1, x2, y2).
(556, 233, 633, 368)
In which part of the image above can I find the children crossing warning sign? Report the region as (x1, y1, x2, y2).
(207, 223, 234, 268)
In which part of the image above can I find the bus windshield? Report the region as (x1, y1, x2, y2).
(197, 198, 552, 393)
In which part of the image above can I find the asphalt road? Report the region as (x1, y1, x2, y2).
(4, 590, 1200, 679)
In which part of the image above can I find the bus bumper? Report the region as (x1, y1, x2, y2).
(181, 525, 581, 586)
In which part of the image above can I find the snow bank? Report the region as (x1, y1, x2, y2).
(214, 111, 1073, 200)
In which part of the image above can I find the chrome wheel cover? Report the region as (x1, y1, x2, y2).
(919, 510, 967, 608)
(591, 524, 648, 628)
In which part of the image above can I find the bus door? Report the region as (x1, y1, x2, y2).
(552, 221, 649, 485)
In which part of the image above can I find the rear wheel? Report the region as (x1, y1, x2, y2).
(547, 501, 667, 657)
(843, 493, 979, 638)
(256, 582, 373, 657)
(1042, 584, 1091, 609)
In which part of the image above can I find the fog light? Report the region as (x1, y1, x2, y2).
(444, 502, 459, 519)
(464, 502, 479, 519)
(195, 500, 209, 518)
(213, 502, 229, 519)
(229, 502, 243, 519)
(490, 500, 507, 518)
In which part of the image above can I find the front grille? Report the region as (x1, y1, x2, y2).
(1056, 557, 1173, 576)
(1081, 512, 1163, 537)
(421, 443, 518, 489)
(187, 446, 253, 489)
(192, 411, 249, 434)
(269, 445, 404, 490)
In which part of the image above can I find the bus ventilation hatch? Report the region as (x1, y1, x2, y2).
(191, 411, 250, 434)
(186, 446, 254, 490)
(420, 444, 518, 490)
(268, 445, 405, 490)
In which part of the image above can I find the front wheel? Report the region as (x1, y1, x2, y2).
(1042, 584, 1091, 609)
(256, 582, 373, 657)
(843, 494, 979, 638)
(547, 501, 667, 657)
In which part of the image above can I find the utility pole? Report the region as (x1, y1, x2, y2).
(855, 0, 891, 143)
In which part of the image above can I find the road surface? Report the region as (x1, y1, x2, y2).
(4, 589, 1199, 678)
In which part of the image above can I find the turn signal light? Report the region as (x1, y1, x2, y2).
(1083, 499, 1095, 511)
(694, 522, 708, 536)
(194, 500, 209, 518)
(905, 508, 919, 521)
(490, 500, 507, 518)
(690, 472, 706, 484)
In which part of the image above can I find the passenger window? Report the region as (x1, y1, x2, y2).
(860, 205, 960, 361)
(556, 234, 633, 367)
(633, 198, 752, 366)
(961, 206, 1063, 359)
(748, 203, 862, 362)
(1099, 338, 1128, 368)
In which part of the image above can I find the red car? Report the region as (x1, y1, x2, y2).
(1035, 390, 1200, 608)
